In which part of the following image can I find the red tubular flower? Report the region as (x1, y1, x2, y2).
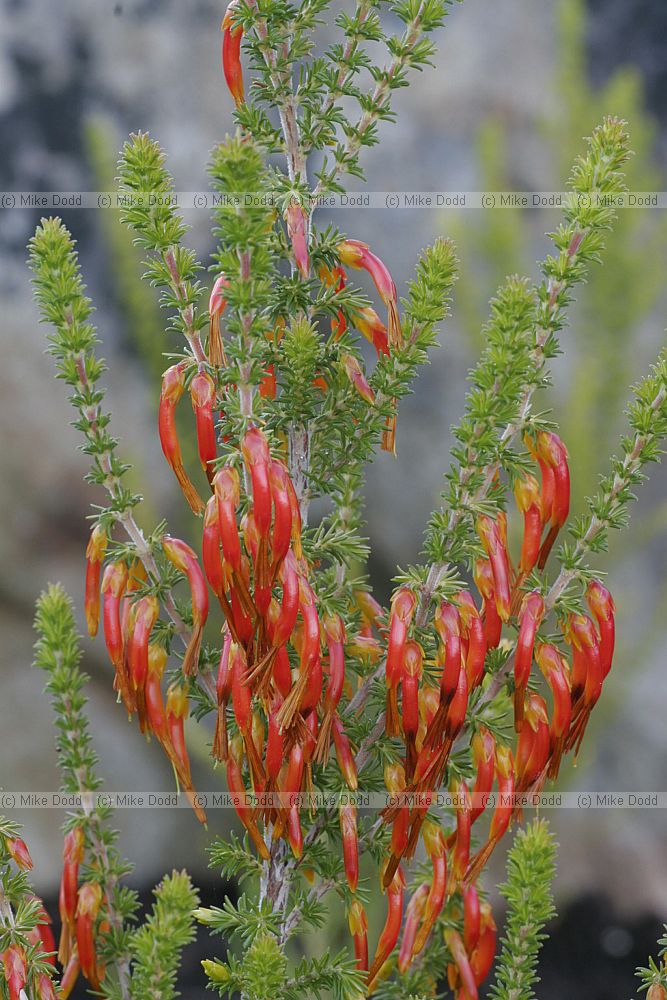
(101, 561, 134, 713)
(470, 902, 497, 989)
(338, 238, 400, 451)
(213, 466, 242, 572)
(412, 822, 447, 956)
(456, 591, 487, 690)
(144, 644, 168, 741)
(285, 200, 310, 279)
(398, 883, 429, 973)
(268, 460, 293, 569)
(230, 642, 265, 786)
(513, 592, 545, 731)
(162, 536, 209, 676)
(190, 369, 217, 482)
(586, 579, 616, 678)
(341, 354, 376, 405)
(449, 782, 472, 891)
(421, 660, 468, 788)
(470, 727, 496, 824)
(158, 362, 204, 515)
(385, 587, 417, 736)
(514, 473, 543, 578)
(84, 524, 107, 637)
(354, 306, 390, 357)
(402, 640, 423, 778)
(58, 826, 85, 964)
(27, 896, 56, 965)
(473, 559, 502, 648)
(241, 427, 272, 538)
(446, 929, 478, 1000)
(230, 565, 254, 644)
(515, 692, 550, 793)
(466, 746, 515, 885)
(272, 555, 299, 647)
(535, 431, 570, 569)
(208, 272, 229, 367)
(272, 643, 292, 699)
(536, 643, 572, 780)
(76, 882, 102, 988)
(3, 945, 27, 1000)
(285, 473, 303, 559)
(348, 900, 369, 972)
(332, 715, 358, 790)
(384, 763, 409, 871)
(337, 239, 401, 348)
(5, 836, 32, 871)
(277, 579, 321, 731)
(463, 885, 481, 954)
(221, 1, 244, 107)
(35, 972, 58, 1000)
(476, 515, 511, 622)
(226, 737, 269, 860)
(59, 949, 81, 1000)
(265, 697, 285, 786)
(164, 683, 207, 825)
(212, 628, 233, 762)
(128, 595, 159, 725)
(340, 802, 359, 892)
(367, 865, 405, 991)
(165, 685, 190, 783)
(435, 601, 462, 703)
(315, 614, 346, 762)
(282, 742, 306, 858)
(202, 496, 231, 607)
(564, 613, 603, 755)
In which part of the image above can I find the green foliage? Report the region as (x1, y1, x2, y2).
(130, 871, 199, 1000)
(34, 583, 137, 1000)
(0, 818, 58, 993)
(85, 117, 165, 380)
(28, 218, 140, 519)
(25, 1, 667, 998)
(489, 820, 557, 1000)
(424, 115, 632, 574)
(636, 926, 667, 994)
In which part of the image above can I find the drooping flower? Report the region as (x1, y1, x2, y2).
(158, 362, 204, 514)
(221, 1, 244, 107)
(513, 592, 545, 730)
(162, 536, 209, 676)
(190, 369, 217, 482)
(285, 199, 310, 279)
(84, 524, 107, 636)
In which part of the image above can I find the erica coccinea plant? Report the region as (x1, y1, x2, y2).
(6, 1, 667, 999)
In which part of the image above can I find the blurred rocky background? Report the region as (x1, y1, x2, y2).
(1, 0, 666, 996)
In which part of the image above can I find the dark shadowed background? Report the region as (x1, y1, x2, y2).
(1, 0, 666, 996)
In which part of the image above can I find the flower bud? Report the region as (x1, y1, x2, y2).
(84, 524, 108, 636)
(5, 836, 33, 871)
(190, 369, 217, 480)
(285, 199, 310, 279)
(3, 945, 27, 1000)
(158, 362, 204, 514)
(221, 1, 244, 107)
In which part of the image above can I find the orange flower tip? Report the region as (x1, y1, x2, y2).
(285, 200, 310, 279)
(342, 354, 375, 405)
(209, 272, 229, 317)
(6, 837, 33, 871)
